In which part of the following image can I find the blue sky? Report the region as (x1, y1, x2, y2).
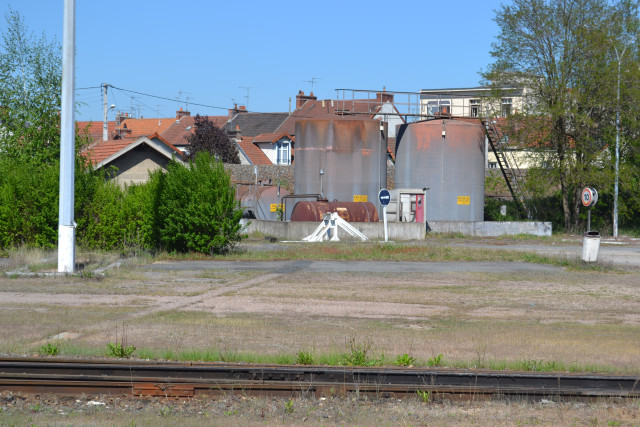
(2, 0, 504, 121)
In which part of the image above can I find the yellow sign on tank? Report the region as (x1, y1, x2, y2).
(457, 196, 471, 205)
(353, 195, 368, 202)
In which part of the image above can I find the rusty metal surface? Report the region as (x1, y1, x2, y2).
(290, 201, 379, 222)
(294, 119, 387, 217)
(0, 358, 639, 400)
(395, 119, 485, 221)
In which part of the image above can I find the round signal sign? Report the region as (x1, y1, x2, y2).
(581, 188, 597, 207)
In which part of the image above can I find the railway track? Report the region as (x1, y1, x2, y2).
(0, 357, 638, 401)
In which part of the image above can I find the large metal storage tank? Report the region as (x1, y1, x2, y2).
(294, 119, 387, 215)
(394, 119, 484, 221)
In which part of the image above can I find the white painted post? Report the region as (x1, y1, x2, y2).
(383, 205, 388, 242)
(58, 0, 76, 273)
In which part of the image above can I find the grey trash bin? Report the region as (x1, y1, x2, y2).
(582, 231, 601, 262)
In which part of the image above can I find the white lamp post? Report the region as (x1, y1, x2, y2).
(612, 34, 636, 238)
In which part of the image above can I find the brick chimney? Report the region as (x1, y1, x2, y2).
(227, 124, 242, 141)
(115, 112, 127, 127)
(228, 104, 248, 120)
(296, 90, 317, 108)
(176, 107, 191, 120)
(376, 89, 394, 104)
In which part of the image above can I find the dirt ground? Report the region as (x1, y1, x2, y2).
(1, 390, 639, 426)
(1, 236, 639, 425)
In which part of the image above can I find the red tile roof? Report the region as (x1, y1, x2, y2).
(76, 121, 117, 142)
(81, 133, 183, 166)
(236, 137, 272, 165)
(117, 117, 175, 138)
(82, 139, 136, 165)
(161, 115, 228, 147)
(252, 132, 293, 143)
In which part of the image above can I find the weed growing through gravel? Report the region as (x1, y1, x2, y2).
(427, 353, 443, 367)
(394, 353, 416, 367)
(107, 324, 136, 358)
(107, 342, 136, 358)
(284, 399, 294, 414)
(341, 338, 381, 367)
(416, 390, 431, 403)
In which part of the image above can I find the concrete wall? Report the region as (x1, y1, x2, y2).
(428, 221, 552, 237)
(242, 219, 552, 240)
(225, 164, 295, 193)
(241, 219, 426, 241)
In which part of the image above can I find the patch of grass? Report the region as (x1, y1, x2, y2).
(205, 241, 615, 270)
(159, 405, 174, 417)
(39, 342, 60, 356)
(296, 350, 315, 365)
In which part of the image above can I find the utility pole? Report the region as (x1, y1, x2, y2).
(58, 0, 76, 273)
(102, 83, 109, 141)
(612, 35, 636, 238)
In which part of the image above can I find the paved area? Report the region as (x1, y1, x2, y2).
(148, 259, 562, 274)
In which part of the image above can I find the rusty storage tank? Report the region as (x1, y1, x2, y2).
(290, 201, 379, 222)
(294, 119, 387, 215)
(394, 119, 484, 221)
(236, 185, 289, 220)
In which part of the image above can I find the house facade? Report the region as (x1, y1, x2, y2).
(81, 133, 184, 186)
(419, 86, 532, 118)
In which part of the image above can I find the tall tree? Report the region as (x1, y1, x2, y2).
(0, 7, 62, 165)
(184, 114, 240, 164)
(484, 0, 640, 231)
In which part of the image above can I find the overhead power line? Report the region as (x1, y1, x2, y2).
(110, 85, 230, 112)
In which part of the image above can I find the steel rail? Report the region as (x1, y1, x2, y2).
(0, 357, 638, 400)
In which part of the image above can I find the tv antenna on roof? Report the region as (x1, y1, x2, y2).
(156, 104, 165, 125)
(177, 90, 192, 111)
(239, 86, 255, 111)
(305, 77, 323, 93)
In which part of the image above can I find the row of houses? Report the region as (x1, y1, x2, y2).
(79, 89, 405, 186)
(79, 86, 528, 186)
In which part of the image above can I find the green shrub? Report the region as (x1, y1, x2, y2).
(154, 152, 243, 254)
(0, 159, 59, 248)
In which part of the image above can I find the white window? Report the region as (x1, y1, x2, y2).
(276, 139, 290, 165)
(501, 98, 513, 116)
(470, 99, 480, 117)
(427, 100, 451, 115)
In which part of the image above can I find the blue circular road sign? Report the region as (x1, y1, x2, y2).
(378, 189, 391, 206)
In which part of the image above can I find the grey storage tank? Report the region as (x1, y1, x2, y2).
(394, 119, 484, 221)
(294, 119, 387, 213)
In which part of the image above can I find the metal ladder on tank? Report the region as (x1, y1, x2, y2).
(482, 118, 534, 219)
